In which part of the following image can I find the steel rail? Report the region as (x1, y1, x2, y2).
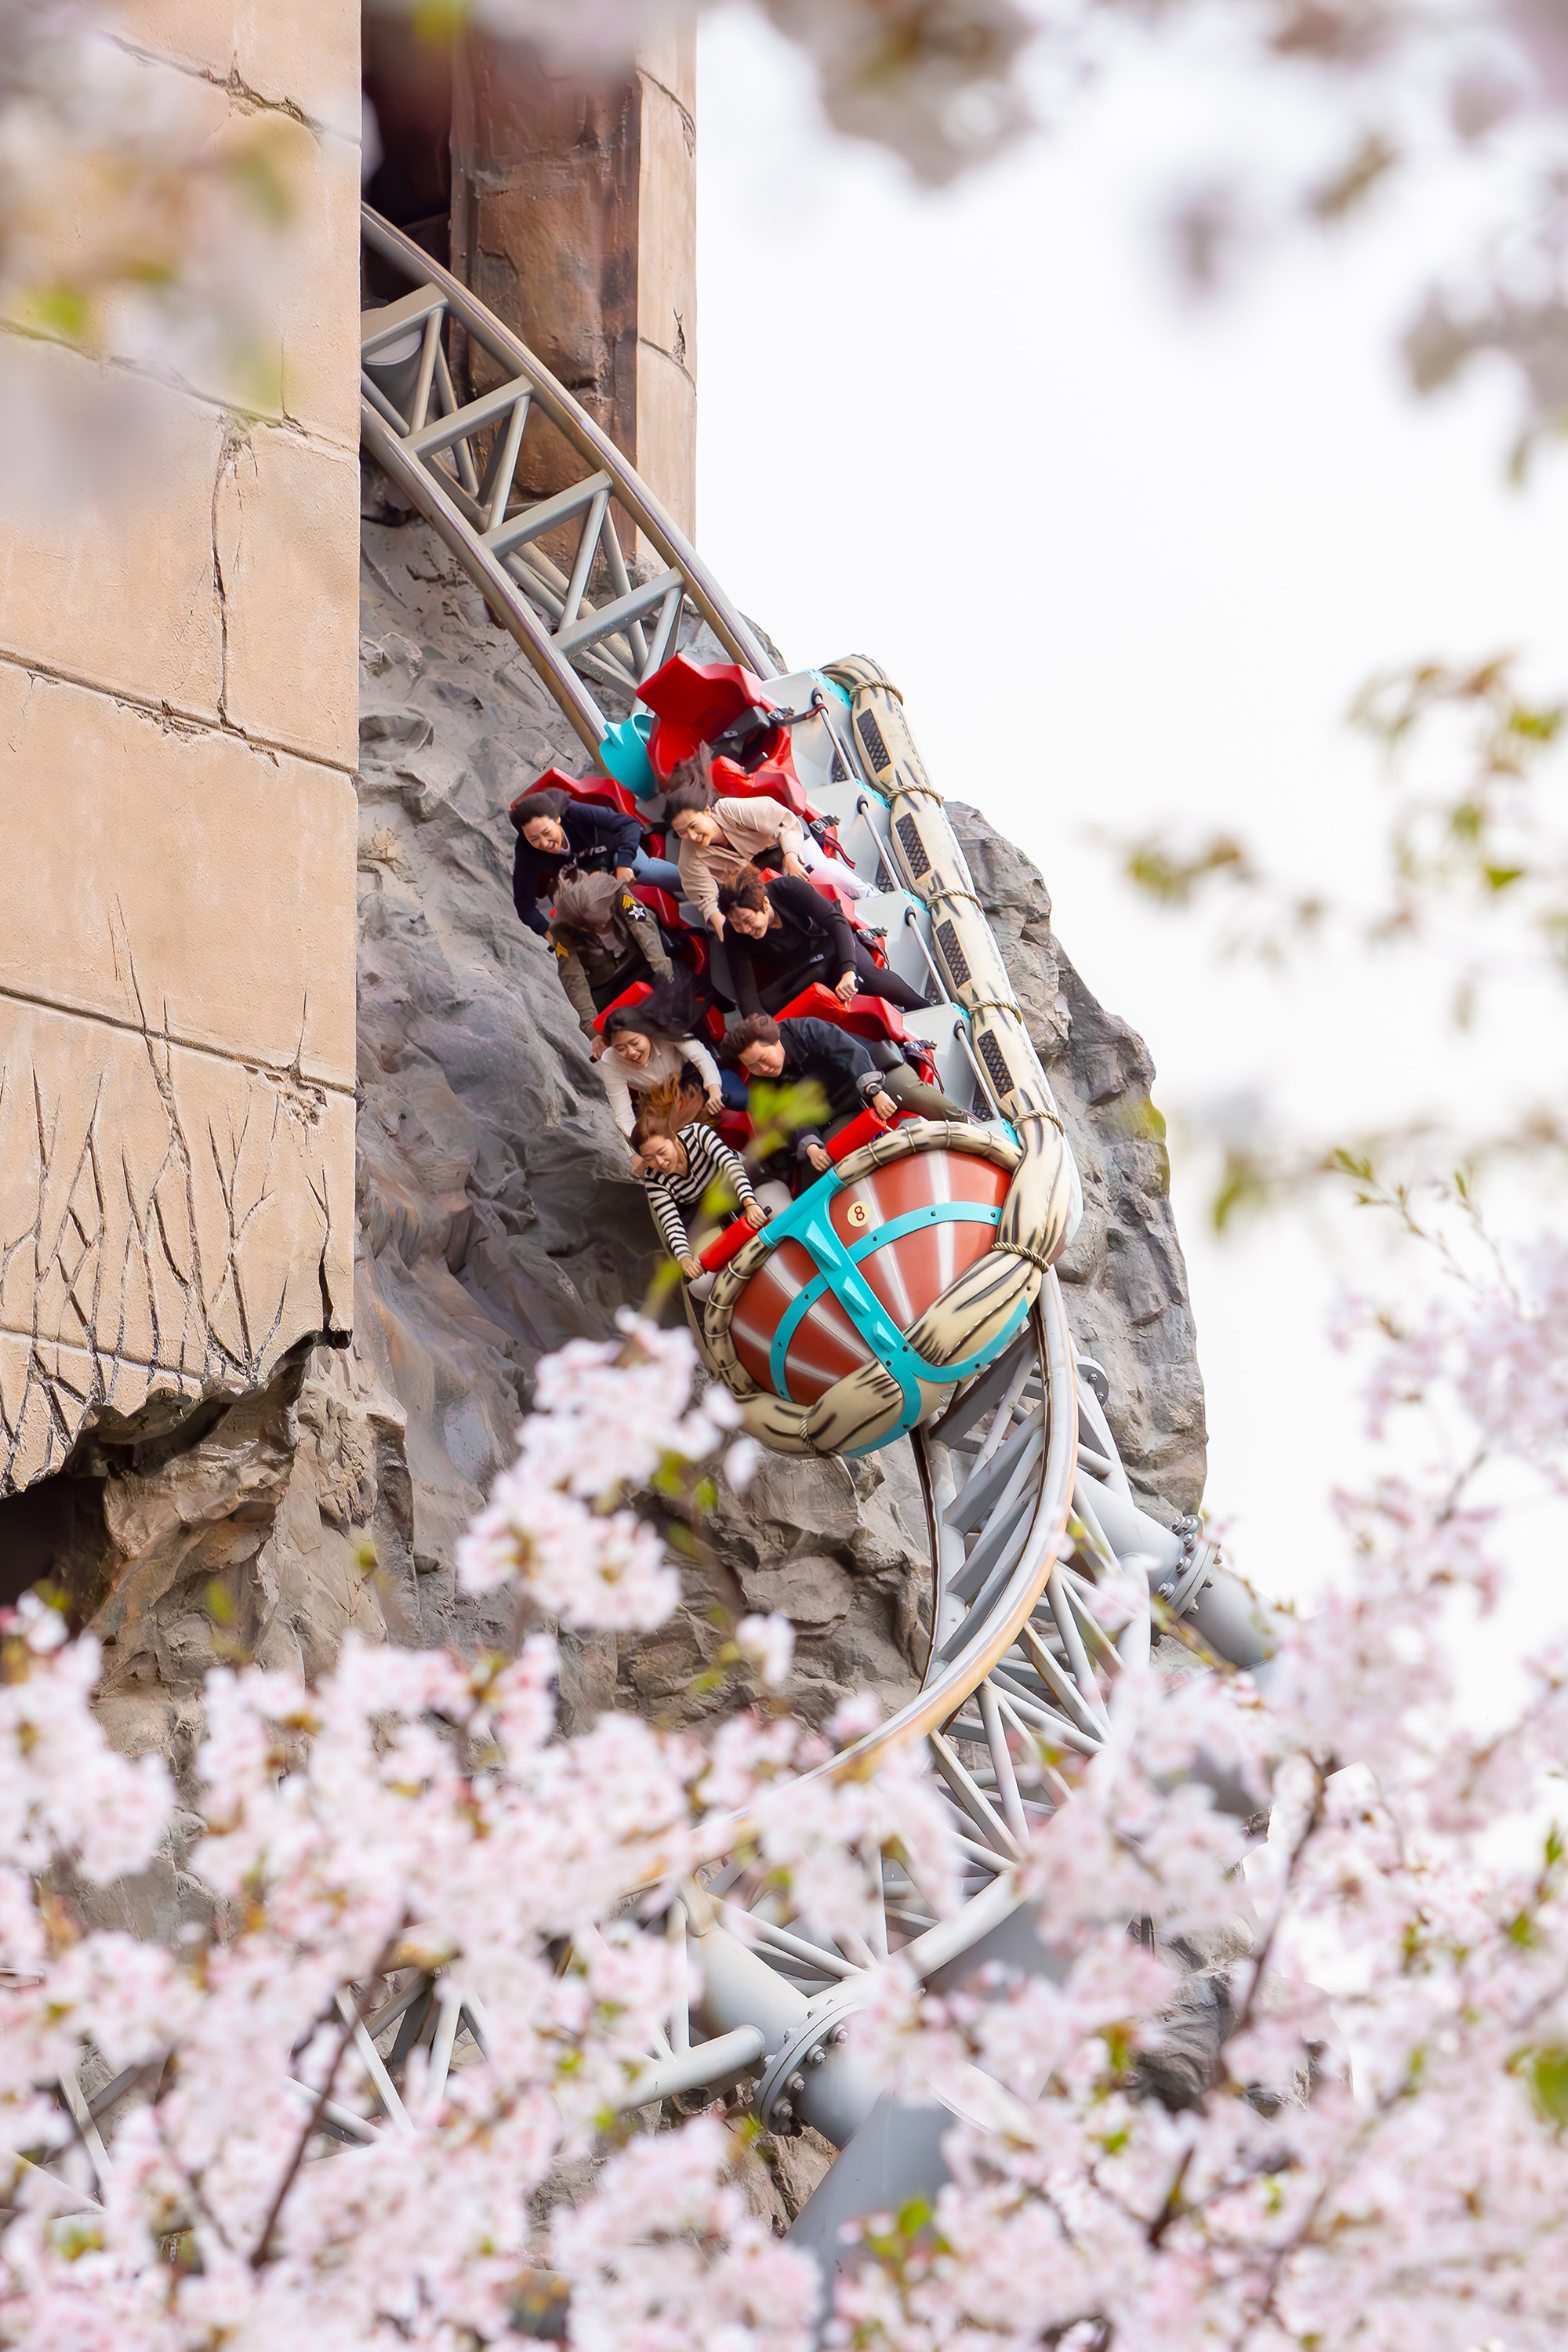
(360, 207, 775, 708)
(360, 400, 605, 754)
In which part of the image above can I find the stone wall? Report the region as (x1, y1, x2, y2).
(0, 0, 362, 1497)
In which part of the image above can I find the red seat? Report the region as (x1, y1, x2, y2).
(773, 982, 909, 1047)
(808, 883, 880, 948)
(640, 655, 775, 781)
(630, 884, 681, 930)
(708, 752, 808, 818)
(746, 757, 808, 816)
(717, 1109, 754, 1154)
(808, 877, 873, 935)
(593, 980, 653, 1036)
(513, 766, 643, 822)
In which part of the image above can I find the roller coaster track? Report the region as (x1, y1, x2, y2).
(339, 208, 1274, 2270)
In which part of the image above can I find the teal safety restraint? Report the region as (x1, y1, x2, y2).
(757, 1163, 1030, 1455)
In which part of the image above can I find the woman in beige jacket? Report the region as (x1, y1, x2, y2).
(665, 780, 867, 936)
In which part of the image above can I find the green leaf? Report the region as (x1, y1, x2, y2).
(1526, 2045, 1568, 2124)
(1123, 834, 1247, 907)
(1508, 703, 1564, 743)
(16, 284, 93, 343)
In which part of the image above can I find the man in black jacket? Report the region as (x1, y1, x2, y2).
(717, 867, 931, 1018)
(509, 786, 681, 937)
(728, 1012, 964, 1176)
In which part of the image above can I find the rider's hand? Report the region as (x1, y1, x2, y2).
(742, 1199, 767, 1228)
(804, 1142, 831, 1175)
(705, 1087, 722, 1114)
(708, 909, 726, 937)
(871, 1090, 898, 1122)
(615, 865, 635, 883)
(782, 854, 809, 880)
(835, 969, 858, 1002)
(590, 1033, 607, 1059)
(680, 1254, 705, 1281)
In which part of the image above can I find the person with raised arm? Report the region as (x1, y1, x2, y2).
(631, 1103, 768, 1286)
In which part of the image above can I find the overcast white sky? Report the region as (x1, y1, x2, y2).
(695, 5, 1568, 1636)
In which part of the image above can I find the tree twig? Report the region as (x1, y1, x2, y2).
(249, 1931, 403, 2269)
(1221, 1763, 1326, 2067)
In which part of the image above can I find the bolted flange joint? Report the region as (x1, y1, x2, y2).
(755, 1987, 873, 2147)
(1157, 1518, 1218, 1618)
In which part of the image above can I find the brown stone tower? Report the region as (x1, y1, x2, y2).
(363, 20, 697, 539)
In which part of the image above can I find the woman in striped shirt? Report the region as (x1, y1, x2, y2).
(630, 1109, 768, 1281)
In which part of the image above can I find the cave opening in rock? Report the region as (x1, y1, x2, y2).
(0, 1469, 99, 1612)
(361, 13, 452, 277)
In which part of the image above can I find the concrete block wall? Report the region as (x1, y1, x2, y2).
(0, 0, 361, 1494)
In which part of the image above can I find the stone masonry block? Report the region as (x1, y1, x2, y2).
(637, 25, 696, 118)
(115, 0, 361, 142)
(214, 426, 360, 768)
(0, 667, 356, 1087)
(635, 342, 697, 539)
(276, 122, 365, 453)
(34, 54, 357, 450)
(0, 999, 353, 1494)
(637, 74, 697, 372)
(0, 344, 223, 720)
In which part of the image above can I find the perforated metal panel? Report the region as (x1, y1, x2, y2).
(937, 920, 971, 987)
(980, 1032, 1013, 1099)
(896, 813, 931, 878)
(856, 710, 891, 772)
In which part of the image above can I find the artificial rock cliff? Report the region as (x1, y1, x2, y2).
(16, 510, 1204, 1784)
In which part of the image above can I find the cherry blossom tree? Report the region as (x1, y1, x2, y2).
(832, 1234, 1568, 2348)
(0, 1250, 1563, 2347)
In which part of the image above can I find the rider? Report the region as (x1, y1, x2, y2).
(599, 981, 748, 1144)
(510, 784, 681, 937)
(665, 774, 869, 938)
(549, 869, 675, 1043)
(728, 1011, 964, 1178)
(717, 862, 931, 1018)
(664, 778, 808, 939)
(631, 1102, 768, 1286)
